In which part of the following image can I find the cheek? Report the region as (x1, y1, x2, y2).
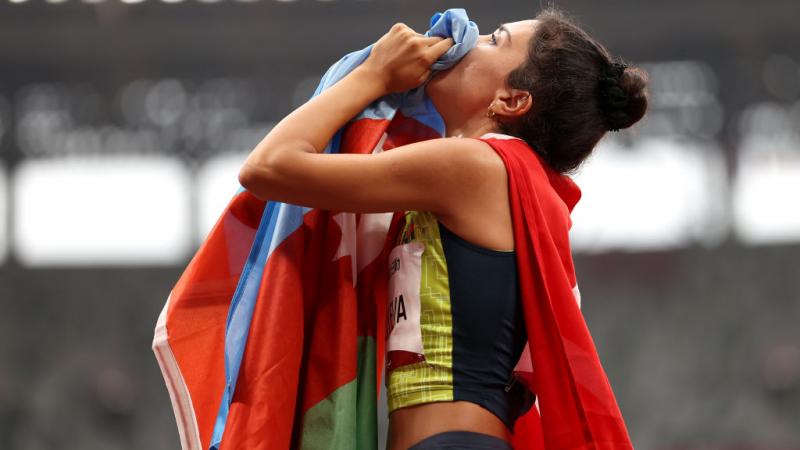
(439, 51, 503, 91)
(425, 49, 509, 106)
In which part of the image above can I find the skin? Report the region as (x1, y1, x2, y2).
(238, 19, 538, 449)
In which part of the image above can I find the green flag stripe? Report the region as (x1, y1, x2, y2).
(300, 336, 377, 450)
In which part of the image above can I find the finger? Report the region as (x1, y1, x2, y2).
(425, 37, 454, 59)
(421, 35, 447, 45)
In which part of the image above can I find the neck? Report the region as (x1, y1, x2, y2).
(443, 114, 499, 139)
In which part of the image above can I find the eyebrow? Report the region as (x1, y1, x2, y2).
(498, 24, 512, 45)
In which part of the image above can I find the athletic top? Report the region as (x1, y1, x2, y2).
(385, 145, 535, 430)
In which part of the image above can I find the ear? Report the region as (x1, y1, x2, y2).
(493, 88, 532, 118)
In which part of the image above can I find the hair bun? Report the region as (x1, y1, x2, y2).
(597, 62, 649, 131)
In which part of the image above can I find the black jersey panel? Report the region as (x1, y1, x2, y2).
(437, 221, 530, 429)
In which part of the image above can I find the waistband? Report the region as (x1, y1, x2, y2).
(407, 430, 513, 450)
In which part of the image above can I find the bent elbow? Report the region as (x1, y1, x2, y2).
(238, 146, 303, 201)
(238, 162, 272, 201)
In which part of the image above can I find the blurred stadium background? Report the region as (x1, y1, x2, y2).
(1, 0, 799, 448)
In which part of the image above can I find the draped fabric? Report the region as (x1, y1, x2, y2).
(479, 135, 634, 450)
(152, 8, 632, 450)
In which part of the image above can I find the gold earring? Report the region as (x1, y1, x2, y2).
(485, 103, 497, 118)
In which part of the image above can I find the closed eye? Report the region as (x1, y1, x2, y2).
(490, 32, 498, 45)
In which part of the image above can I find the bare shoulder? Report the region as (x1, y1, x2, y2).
(422, 136, 508, 182)
(422, 138, 514, 251)
(430, 137, 514, 251)
(438, 137, 508, 189)
(411, 136, 509, 213)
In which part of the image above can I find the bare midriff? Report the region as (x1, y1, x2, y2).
(387, 401, 512, 450)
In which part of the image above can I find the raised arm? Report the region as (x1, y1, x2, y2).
(238, 23, 456, 212)
(237, 135, 505, 214)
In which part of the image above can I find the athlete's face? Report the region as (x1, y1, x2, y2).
(425, 19, 537, 120)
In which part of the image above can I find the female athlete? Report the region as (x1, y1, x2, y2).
(238, 7, 648, 450)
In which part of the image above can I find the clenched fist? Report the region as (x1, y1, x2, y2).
(362, 23, 454, 94)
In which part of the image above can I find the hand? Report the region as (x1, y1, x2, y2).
(362, 23, 454, 94)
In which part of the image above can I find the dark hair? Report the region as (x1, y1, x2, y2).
(497, 7, 649, 174)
